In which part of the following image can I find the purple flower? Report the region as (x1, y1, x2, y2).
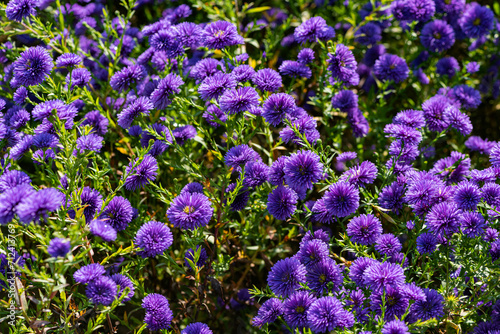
(100, 196, 133, 231)
(460, 211, 486, 238)
(453, 180, 481, 210)
(371, 286, 409, 321)
(450, 84, 481, 110)
(407, 288, 444, 322)
(347, 214, 383, 246)
(203, 104, 227, 128)
(436, 57, 460, 78)
(0, 169, 31, 193)
(82, 110, 108, 136)
(375, 234, 402, 256)
(420, 20, 455, 52)
(189, 58, 222, 82)
(268, 257, 306, 297)
(306, 258, 343, 294)
(124, 155, 158, 191)
(110, 273, 135, 302)
(219, 86, 259, 114)
(243, 161, 270, 188)
(459, 4, 494, 38)
(202, 21, 244, 50)
(298, 48, 315, 64)
(363, 261, 405, 292)
(267, 186, 298, 220)
(279, 60, 312, 78)
(173, 125, 197, 146)
(378, 181, 406, 214)
(142, 294, 173, 330)
(327, 44, 358, 86)
(252, 68, 282, 92)
(47, 238, 71, 257)
(482, 182, 500, 206)
(331, 90, 358, 113)
(294, 17, 331, 43)
(175, 22, 203, 49)
(426, 202, 461, 236)
(16, 188, 64, 224)
(86, 276, 117, 306)
(435, 0, 465, 16)
(150, 74, 184, 109)
(262, 93, 297, 126)
(76, 133, 103, 153)
(280, 113, 320, 145)
(466, 62, 480, 74)
(184, 246, 208, 268)
(348, 257, 378, 286)
(269, 156, 288, 186)
(6, 0, 37, 22)
(284, 150, 323, 192)
(13, 46, 53, 86)
(416, 233, 438, 254)
(198, 72, 236, 101)
(67, 68, 91, 89)
(296, 239, 329, 266)
(117, 96, 154, 129)
(135, 221, 173, 258)
(339, 160, 378, 188)
(141, 123, 172, 157)
(374, 54, 409, 83)
(109, 65, 145, 92)
(355, 23, 382, 46)
(231, 65, 255, 83)
(56, 53, 82, 68)
(0, 184, 34, 224)
(150, 28, 184, 58)
(490, 143, 500, 168)
(182, 322, 213, 334)
(283, 291, 316, 329)
(252, 298, 283, 328)
(73, 263, 105, 284)
(307, 297, 354, 332)
(444, 106, 472, 135)
(89, 219, 117, 242)
(13, 86, 28, 105)
(382, 320, 409, 334)
(224, 144, 261, 173)
(323, 182, 360, 218)
(167, 192, 213, 230)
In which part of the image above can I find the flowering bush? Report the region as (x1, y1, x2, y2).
(1, 0, 500, 333)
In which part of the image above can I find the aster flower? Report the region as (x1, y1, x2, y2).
(13, 46, 53, 86)
(189, 58, 222, 82)
(173, 125, 197, 146)
(100, 196, 133, 231)
(375, 234, 403, 256)
(382, 320, 409, 334)
(150, 73, 184, 109)
(262, 93, 296, 126)
(444, 106, 472, 135)
(175, 22, 203, 49)
(323, 182, 360, 218)
(32, 133, 59, 148)
(231, 65, 255, 82)
(408, 288, 444, 323)
(466, 62, 480, 73)
(13, 86, 27, 105)
(327, 44, 358, 86)
(420, 20, 455, 52)
(307, 296, 354, 332)
(355, 23, 382, 46)
(331, 90, 358, 113)
(453, 180, 481, 210)
(426, 202, 461, 236)
(482, 182, 500, 206)
(252, 68, 282, 92)
(89, 219, 117, 242)
(460, 211, 486, 238)
(142, 294, 173, 330)
(109, 65, 145, 92)
(56, 53, 82, 68)
(184, 246, 208, 268)
(167, 192, 213, 230)
(484, 228, 499, 242)
(298, 48, 315, 64)
(202, 21, 244, 49)
(348, 257, 378, 286)
(374, 54, 409, 83)
(6, 0, 37, 22)
(267, 186, 298, 220)
(219, 86, 260, 114)
(268, 156, 288, 186)
(182, 323, 213, 334)
(416, 232, 438, 254)
(284, 150, 323, 193)
(76, 134, 103, 153)
(150, 28, 184, 58)
(310, 198, 334, 224)
(436, 57, 460, 78)
(459, 4, 494, 38)
(435, 0, 465, 15)
(86, 276, 117, 306)
(450, 84, 481, 110)
(371, 286, 409, 321)
(294, 17, 331, 43)
(117, 96, 153, 129)
(268, 257, 306, 297)
(67, 68, 91, 89)
(363, 261, 405, 291)
(181, 182, 204, 195)
(0, 184, 34, 224)
(422, 95, 451, 132)
(16, 188, 64, 224)
(47, 238, 71, 257)
(378, 182, 406, 214)
(225, 183, 249, 212)
(339, 160, 378, 187)
(242, 161, 270, 188)
(280, 113, 320, 145)
(465, 136, 495, 155)
(296, 239, 329, 266)
(73, 263, 105, 284)
(252, 298, 283, 328)
(124, 155, 158, 191)
(224, 144, 261, 173)
(110, 273, 135, 302)
(430, 151, 470, 184)
(283, 291, 316, 329)
(0, 169, 31, 193)
(198, 73, 236, 101)
(203, 104, 227, 128)
(347, 214, 383, 246)
(306, 258, 343, 294)
(82, 110, 108, 136)
(279, 60, 312, 78)
(135, 221, 173, 258)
